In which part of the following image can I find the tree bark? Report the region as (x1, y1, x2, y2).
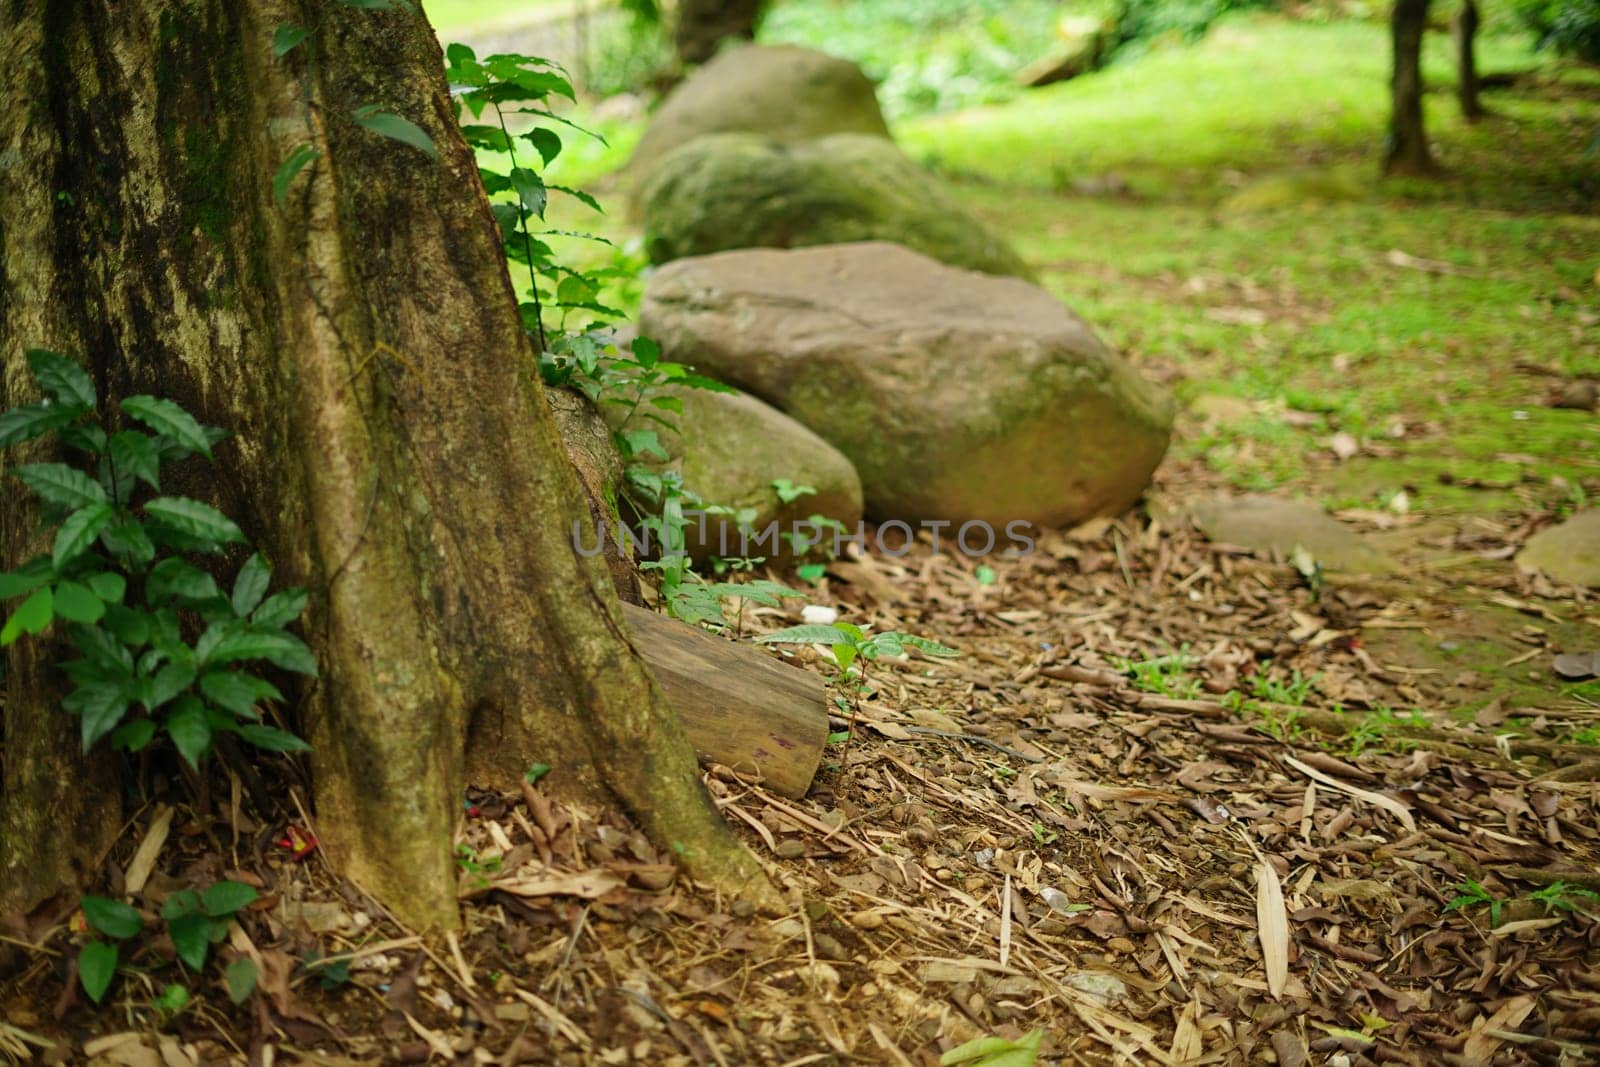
(1455, 0, 1486, 121)
(1385, 0, 1437, 176)
(0, 0, 773, 928)
(673, 0, 766, 66)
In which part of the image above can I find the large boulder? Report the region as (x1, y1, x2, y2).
(639, 133, 1033, 279)
(612, 385, 864, 562)
(639, 243, 1173, 528)
(627, 44, 890, 185)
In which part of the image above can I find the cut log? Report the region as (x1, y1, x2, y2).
(623, 603, 828, 799)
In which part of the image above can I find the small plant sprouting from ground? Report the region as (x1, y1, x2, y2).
(1341, 704, 1427, 757)
(1446, 879, 1506, 927)
(1115, 647, 1202, 700)
(0, 350, 313, 767)
(1527, 881, 1600, 920)
(1249, 669, 1317, 706)
(77, 882, 260, 1006)
(758, 622, 958, 765)
(939, 1026, 1044, 1067)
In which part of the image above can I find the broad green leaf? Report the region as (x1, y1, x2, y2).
(121, 396, 213, 458)
(225, 957, 258, 1004)
(352, 106, 438, 159)
(509, 167, 547, 218)
(66, 681, 131, 749)
(273, 143, 320, 208)
(207, 628, 317, 675)
(52, 581, 105, 624)
(940, 1028, 1043, 1067)
(53, 502, 114, 569)
(146, 660, 198, 711)
(60, 423, 108, 454)
(142, 497, 246, 545)
(199, 671, 282, 718)
(110, 718, 157, 752)
(235, 723, 312, 752)
(550, 183, 601, 212)
(0, 556, 53, 600)
(631, 336, 660, 368)
(101, 604, 151, 647)
(619, 428, 667, 461)
(86, 572, 126, 603)
(201, 881, 258, 918)
(0, 402, 79, 449)
(26, 349, 96, 409)
(273, 24, 309, 56)
(898, 634, 960, 657)
(1, 586, 53, 646)
(100, 517, 156, 566)
(78, 941, 118, 1003)
(146, 557, 224, 605)
(69, 623, 135, 674)
(251, 588, 308, 629)
(232, 554, 270, 617)
(12, 463, 105, 508)
(162, 888, 201, 920)
(166, 698, 213, 769)
(755, 624, 858, 646)
(154, 983, 189, 1014)
(108, 431, 161, 491)
(81, 895, 144, 940)
(524, 126, 562, 166)
(167, 912, 211, 971)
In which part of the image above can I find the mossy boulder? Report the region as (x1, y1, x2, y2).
(1518, 510, 1600, 587)
(639, 133, 1033, 279)
(627, 44, 890, 185)
(639, 243, 1172, 528)
(610, 385, 864, 562)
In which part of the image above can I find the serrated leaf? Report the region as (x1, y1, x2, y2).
(101, 604, 151, 647)
(26, 349, 97, 409)
(81, 895, 144, 940)
(755, 624, 858, 646)
(108, 431, 161, 491)
(225, 957, 258, 1004)
(232, 554, 270, 617)
(352, 106, 438, 159)
(0, 402, 79, 449)
(12, 463, 105, 509)
(199, 671, 282, 717)
(66, 680, 131, 750)
(100, 517, 156, 566)
(273, 143, 320, 208)
(201, 880, 258, 918)
(166, 699, 213, 770)
(251, 588, 307, 629)
(1, 586, 53, 646)
(60, 422, 108, 454)
(78, 941, 118, 1003)
(273, 24, 309, 56)
(53, 502, 114, 569)
(235, 723, 312, 752)
(53, 580, 105, 624)
(142, 497, 245, 545)
(167, 912, 211, 971)
(121, 396, 213, 459)
(70, 623, 135, 674)
(207, 628, 317, 675)
(146, 660, 197, 711)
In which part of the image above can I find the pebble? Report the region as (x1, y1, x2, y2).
(850, 911, 885, 930)
(775, 839, 806, 859)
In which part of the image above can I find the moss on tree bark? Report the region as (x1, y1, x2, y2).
(0, 0, 773, 928)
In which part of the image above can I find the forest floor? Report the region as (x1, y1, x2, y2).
(5, 11, 1600, 1067)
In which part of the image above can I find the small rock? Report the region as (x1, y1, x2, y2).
(730, 899, 755, 919)
(849, 911, 885, 930)
(1519, 510, 1600, 587)
(1189, 495, 1395, 574)
(1551, 379, 1597, 411)
(774, 839, 807, 859)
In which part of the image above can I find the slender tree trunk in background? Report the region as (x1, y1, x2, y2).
(674, 0, 766, 65)
(0, 0, 772, 928)
(1455, 0, 1486, 120)
(1386, 0, 1437, 175)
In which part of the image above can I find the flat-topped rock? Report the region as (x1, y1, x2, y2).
(1190, 495, 1395, 573)
(639, 133, 1032, 278)
(627, 44, 890, 185)
(1518, 509, 1600, 587)
(639, 242, 1173, 527)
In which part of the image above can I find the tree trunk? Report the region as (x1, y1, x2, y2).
(1385, 0, 1437, 176)
(1455, 0, 1486, 121)
(674, 0, 766, 66)
(0, 0, 773, 929)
